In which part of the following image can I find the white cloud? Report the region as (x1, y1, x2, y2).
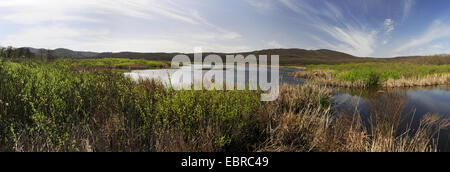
(0, 0, 243, 39)
(2, 25, 109, 49)
(430, 44, 444, 49)
(0, 0, 244, 53)
(266, 41, 286, 48)
(279, 0, 343, 22)
(396, 43, 450, 56)
(384, 19, 395, 34)
(280, 0, 377, 56)
(84, 35, 252, 53)
(317, 25, 378, 56)
(0, 0, 94, 24)
(3, 12, 99, 25)
(81, 36, 252, 53)
(0, 0, 204, 24)
(323, 1, 343, 21)
(2, 25, 249, 53)
(381, 19, 394, 45)
(190, 11, 242, 40)
(403, 0, 414, 20)
(245, 0, 273, 10)
(279, 0, 314, 18)
(395, 20, 450, 53)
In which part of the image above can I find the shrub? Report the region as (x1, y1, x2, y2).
(0, 58, 261, 152)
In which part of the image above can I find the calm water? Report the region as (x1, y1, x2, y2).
(333, 86, 450, 151)
(124, 64, 306, 88)
(333, 86, 450, 117)
(125, 66, 449, 151)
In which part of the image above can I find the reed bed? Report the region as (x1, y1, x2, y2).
(256, 85, 449, 152)
(292, 70, 450, 88)
(384, 73, 450, 88)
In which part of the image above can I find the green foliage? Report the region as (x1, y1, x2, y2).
(0, 57, 260, 151)
(308, 62, 450, 86)
(0, 47, 34, 59)
(70, 58, 169, 69)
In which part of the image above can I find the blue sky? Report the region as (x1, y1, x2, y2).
(1, 0, 450, 57)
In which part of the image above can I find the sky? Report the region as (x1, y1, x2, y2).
(1, 0, 450, 57)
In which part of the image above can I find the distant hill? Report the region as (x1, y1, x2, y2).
(235, 49, 359, 65)
(56, 48, 359, 65)
(24, 47, 98, 59)
(96, 51, 178, 61)
(8, 47, 450, 65)
(52, 48, 98, 58)
(18, 47, 358, 65)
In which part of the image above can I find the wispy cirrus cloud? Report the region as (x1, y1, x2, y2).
(382, 18, 395, 44)
(395, 20, 450, 54)
(2, 0, 446, 57)
(403, 0, 415, 20)
(279, 0, 378, 56)
(245, 0, 274, 10)
(0, 0, 201, 24)
(0, 0, 244, 52)
(2, 24, 250, 53)
(3, 25, 108, 49)
(313, 25, 378, 57)
(384, 19, 395, 34)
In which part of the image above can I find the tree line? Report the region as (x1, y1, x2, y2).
(0, 46, 55, 60)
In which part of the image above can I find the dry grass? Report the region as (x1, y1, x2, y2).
(384, 73, 450, 88)
(255, 84, 450, 152)
(71, 65, 153, 72)
(292, 70, 368, 88)
(313, 77, 367, 88)
(254, 84, 332, 152)
(292, 70, 450, 88)
(292, 70, 334, 79)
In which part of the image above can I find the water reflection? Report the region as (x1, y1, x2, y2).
(333, 86, 450, 117)
(333, 85, 450, 151)
(124, 64, 306, 88)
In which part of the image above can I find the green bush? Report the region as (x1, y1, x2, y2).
(0, 58, 261, 152)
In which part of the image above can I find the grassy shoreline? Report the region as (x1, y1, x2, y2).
(69, 58, 170, 72)
(1, 58, 449, 152)
(292, 62, 450, 88)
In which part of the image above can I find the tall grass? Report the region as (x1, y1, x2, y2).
(293, 62, 450, 88)
(69, 58, 170, 72)
(256, 85, 449, 152)
(0, 58, 448, 152)
(71, 58, 169, 68)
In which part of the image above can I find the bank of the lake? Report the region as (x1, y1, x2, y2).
(292, 62, 450, 88)
(332, 86, 450, 151)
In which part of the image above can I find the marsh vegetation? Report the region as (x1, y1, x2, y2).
(0, 57, 449, 152)
(292, 62, 450, 88)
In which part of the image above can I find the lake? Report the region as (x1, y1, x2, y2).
(125, 65, 449, 151)
(124, 64, 307, 88)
